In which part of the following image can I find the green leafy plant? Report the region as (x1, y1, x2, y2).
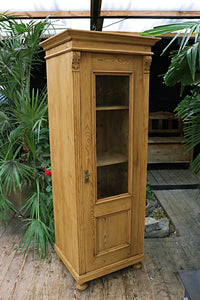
(143, 21, 200, 173)
(0, 13, 54, 257)
(146, 181, 154, 200)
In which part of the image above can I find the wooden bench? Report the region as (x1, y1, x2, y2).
(148, 111, 193, 164)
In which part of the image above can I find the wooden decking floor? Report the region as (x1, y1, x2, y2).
(1, 168, 200, 299)
(0, 218, 154, 300)
(148, 167, 200, 189)
(145, 188, 200, 300)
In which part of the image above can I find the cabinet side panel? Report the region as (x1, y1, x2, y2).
(132, 56, 150, 255)
(46, 52, 79, 271)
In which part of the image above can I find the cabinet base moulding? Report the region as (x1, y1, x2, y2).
(55, 244, 145, 286)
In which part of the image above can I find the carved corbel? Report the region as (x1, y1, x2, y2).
(144, 56, 152, 74)
(72, 51, 81, 71)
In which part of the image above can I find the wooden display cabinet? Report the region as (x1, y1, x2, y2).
(41, 30, 158, 290)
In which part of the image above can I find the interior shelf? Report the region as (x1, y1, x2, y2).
(97, 152, 128, 167)
(96, 106, 129, 111)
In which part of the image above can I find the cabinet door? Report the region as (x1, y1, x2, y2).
(80, 53, 146, 273)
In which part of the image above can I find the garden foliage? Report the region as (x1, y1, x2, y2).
(143, 21, 200, 174)
(0, 13, 54, 257)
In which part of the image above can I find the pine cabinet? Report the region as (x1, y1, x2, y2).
(41, 30, 158, 290)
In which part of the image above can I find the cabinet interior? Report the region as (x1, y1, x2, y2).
(96, 75, 130, 199)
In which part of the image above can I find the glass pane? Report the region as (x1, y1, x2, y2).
(96, 75, 129, 107)
(96, 75, 129, 199)
(97, 163, 128, 199)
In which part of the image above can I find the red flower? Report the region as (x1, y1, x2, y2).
(45, 167, 51, 177)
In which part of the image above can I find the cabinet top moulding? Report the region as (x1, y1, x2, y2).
(40, 29, 159, 58)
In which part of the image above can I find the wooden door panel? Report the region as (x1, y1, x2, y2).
(94, 195, 131, 256)
(80, 53, 142, 273)
(96, 209, 131, 255)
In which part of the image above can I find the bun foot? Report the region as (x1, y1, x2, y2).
(76, 282, 88, 291)
(133, 262, 142, 270)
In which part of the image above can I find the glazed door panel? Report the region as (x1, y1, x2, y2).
(80, 53, 136, 272)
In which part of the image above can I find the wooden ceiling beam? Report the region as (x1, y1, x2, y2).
(1, 10, 200, 20)
(0, 11, 90, 19)
(101, 10, 200, 19)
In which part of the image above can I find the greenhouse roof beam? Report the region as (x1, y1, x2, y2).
(2, 10, 200, 20)
(101, 10, 200, 19)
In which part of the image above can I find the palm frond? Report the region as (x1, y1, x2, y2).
(20, 218, 54, 258)
(186, 42, 199, 81)
(142, 21, 200, 52)
(0, 111, 12, 135)
(143, 20, 200, 82)
(143, 21, 199, 36)
(0, 193, 15, 227)
(20, 180, 54, 257)
(0, 160, 35, 194)
(191, 153, 200, 174)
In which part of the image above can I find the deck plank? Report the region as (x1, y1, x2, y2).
(156, 170, 176, 185)
(177, 237, 200, 270)
(96, 270, 126, 300)
(0, 217, 12, 239)
(112, 267, 154, 300)
(147, 170, 159, 185)
(155, 189, 200, 239)
(177, 169, 200, 184)
(145, 239, 184, 299)
(149, 170, 168, 185)
(0, 219, 24, 286)
(0, 250, 27, 300)
(145, 184, 200, 299)
(84, 277, 105, 300)
(147, 168, 200, 187)
(162, 169, 187, 185)
(11, 252, 42, 300)
(56, 264, 75, 300)
(144, 239, 175, 299)
(169, 237, 198, 270)
(23, 251, 61, 300)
